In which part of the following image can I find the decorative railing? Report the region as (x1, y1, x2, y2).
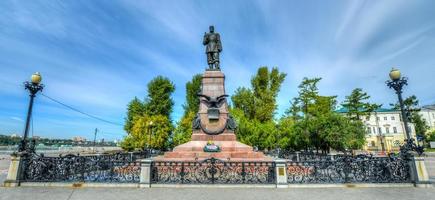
(286, 155, 411, 184)
(21, 151, 149, 183)
(280, 151, 331, 162)
(17, 150, 412, 185)
(151, 158, 276, 184)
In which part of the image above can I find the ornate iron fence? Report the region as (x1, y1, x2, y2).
(279, 151, 333, 162)
(286, 155, 411, 184)
(151, 158, 276, 184)
(20, 151, 149, 183)
(17, 149, 412, 185)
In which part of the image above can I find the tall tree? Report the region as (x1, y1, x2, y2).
(124, 97, 145, 134)
(121, 115, 173, 151)
(173, 74, 202, 146)
(391, 95, 429, 137)
(285, 97, 302, 121)
(232, 66, 286, 122)
(144, 76, 176, 117)
(230, 67, 286, 150)
(292, 77, 321, 118)
(183, 74, 202, 115)
(173, 111, 196, 146)
(341, 88, 379, 121)
(230, 108, 279, 150)
(284, 78, 366, 152)
(121, 76, 175, 151)
(232, 87, 255, 119)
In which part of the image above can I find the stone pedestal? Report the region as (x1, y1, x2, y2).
(275, 159, 288, 188)
(4, 154, 22, 187)
(156, 70, 270, 162)
(139, 159, 153, 188)
(413, 157, 430, 184)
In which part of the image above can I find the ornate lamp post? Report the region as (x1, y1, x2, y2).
(386, 68, 413, 142)
(386, 68, 424, 155)
(18, 72, 44, 153)
(386, 68, 422, 183)
(148, 121, 153, 151)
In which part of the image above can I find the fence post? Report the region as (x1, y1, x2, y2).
(275, 159, 287, 188)
(413, 156, 430, 187)
(4, 154, 23, 187)
(140, 159, 153, 188)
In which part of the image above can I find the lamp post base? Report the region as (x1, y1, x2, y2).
(4, 154, 23, 187)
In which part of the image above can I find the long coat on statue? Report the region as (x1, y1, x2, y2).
(203, 33, 222, 53)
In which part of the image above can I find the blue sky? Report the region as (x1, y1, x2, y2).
(1, 0, 435, 141)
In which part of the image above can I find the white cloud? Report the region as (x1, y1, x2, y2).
(10, 117, 23, 122)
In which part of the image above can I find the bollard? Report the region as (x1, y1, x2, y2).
(140, 159, 153, 188)
(4, 154, 22, 187)
(275, 159, 288, 188)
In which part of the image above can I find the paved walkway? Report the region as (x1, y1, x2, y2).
(0, 187, 434, 200)
(425, 157, 435, 182)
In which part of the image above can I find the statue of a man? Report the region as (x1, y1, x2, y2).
(203, 26, 222, 70)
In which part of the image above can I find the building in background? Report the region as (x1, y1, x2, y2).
(419, 104, 435, 131)
(72, 136, 87, 143)
(337, 108, 415, 152)
(362, 108, 417, 152)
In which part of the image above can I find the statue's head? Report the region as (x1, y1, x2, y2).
(209, 26, 214, 33)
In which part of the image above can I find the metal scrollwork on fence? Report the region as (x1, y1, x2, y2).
(277, 150, 334, 162)
(286, 154, 410, 184)
(21, 151, 149, 183)
(151, 158, 276, 184)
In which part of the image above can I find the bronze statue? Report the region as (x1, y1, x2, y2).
(203, 25, 222, 70)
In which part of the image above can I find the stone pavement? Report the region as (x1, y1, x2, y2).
(0, 155, 9, 184)
(0, 187, 434, 200)
(425, 156, 435, 182)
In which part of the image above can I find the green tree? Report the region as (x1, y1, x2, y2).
(124, 97, 146, 134)
(230, 67, 286, 150)
(426, 130, 435, 142)
(341, 88, 379, 121)
(173, 74, 202, 146)
(286, 77, 322, 118)
(391, 95, 429, 137)
(122, 76, 175, 151)
(172, 111, 195, 146)
(286, 78, 321, 151)
(232, 66, 286, 122)
(277, 117, 306, 150)
(317, 113, 366, 152)
(232, 88, 255, 119)
(285, 98, 302, 121)
(230, 108, 278, 150)
(285, 78, 366, 152)
(183, 74, 202, 115)
(144, 76, 176, 117)
(121, 115, 173, 150)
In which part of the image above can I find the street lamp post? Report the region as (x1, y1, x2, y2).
(18, 72, 44, 153)
(386, 68, 422, 183)
(386, 68, 412, 141)
(148, 121, 153, 151)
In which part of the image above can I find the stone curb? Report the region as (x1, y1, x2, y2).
(14, 182, 431, 189)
